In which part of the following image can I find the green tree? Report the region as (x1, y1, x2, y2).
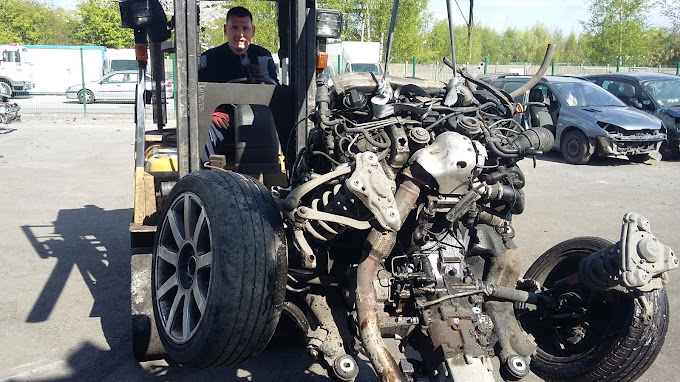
(582, 0, 651, 65)
(0, 0, 76, 45)
(560, 32, 581, 64)
(656, 0, 680, 62)
(75, 0, 133, 48)
(319, 0, 430, 62)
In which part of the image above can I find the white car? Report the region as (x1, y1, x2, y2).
(65, 70, 171, 104)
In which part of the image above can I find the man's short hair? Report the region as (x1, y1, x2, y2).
(227, 6, 253, 22)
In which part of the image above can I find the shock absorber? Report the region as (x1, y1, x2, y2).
(577, 213, 677, 290)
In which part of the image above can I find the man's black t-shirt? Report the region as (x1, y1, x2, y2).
(198, 43, 279, 84)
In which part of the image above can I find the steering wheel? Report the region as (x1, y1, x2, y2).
(227, 77, 277, 85)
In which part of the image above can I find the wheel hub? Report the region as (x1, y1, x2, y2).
(178, 243, 197, 290)
(567, 139, 580, 157)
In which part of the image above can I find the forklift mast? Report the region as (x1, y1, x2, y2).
(119, 0, 339, 244)
(163, 0, 319, 176)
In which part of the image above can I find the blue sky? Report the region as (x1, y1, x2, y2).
(427, 0, 671, 36)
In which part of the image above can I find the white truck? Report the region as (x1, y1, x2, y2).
(326, 41, 383, 75)
(104, 48, 138, 74)
(0, 44, 35, 98)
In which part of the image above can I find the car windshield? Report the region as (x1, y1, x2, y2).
(553, 81, 626, 107)
(351, 63, 383, 74)
(642, 79, 680, 107)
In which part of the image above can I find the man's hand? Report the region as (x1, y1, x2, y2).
(212, 110, 230, 129)
(244, 63, 263, 79)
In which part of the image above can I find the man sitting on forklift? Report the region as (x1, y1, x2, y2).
(198, 6, 279, 164)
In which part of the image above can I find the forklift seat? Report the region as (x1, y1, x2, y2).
(527, 88, 554, 131)
(233, 104, 288, 187)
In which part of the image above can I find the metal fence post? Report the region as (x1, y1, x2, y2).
(552, 58, 555, 75)
(616, 59, 621, 72)
(412, 56, 416, 77)
(676, 62, 679, 76)
(484, 57, 488, 74)
(337, 55, 340, 74)
(80, 47, 87, 114)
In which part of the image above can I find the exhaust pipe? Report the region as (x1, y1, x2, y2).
(356, 178, 420, 382)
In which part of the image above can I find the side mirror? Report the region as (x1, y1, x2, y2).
(629, 98, 643, 109)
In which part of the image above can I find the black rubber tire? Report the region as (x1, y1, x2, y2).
(151, 170, 287, 368)
(77, 89, 94, 104)
(518, 236, 669, 382)
(560, 130, 593, 164)
(659, 140, 677, 160)
(627, 154, 650, 163)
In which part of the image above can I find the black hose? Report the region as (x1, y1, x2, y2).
(508, 44, 555, 99)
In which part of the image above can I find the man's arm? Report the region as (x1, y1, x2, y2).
(249, 45, 279, 85)
(266, 56, 279, 85)
(198, 54, 209, 82)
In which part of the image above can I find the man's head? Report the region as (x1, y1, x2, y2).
(224, 7, 255, 55)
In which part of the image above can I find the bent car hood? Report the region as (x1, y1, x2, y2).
(572, 106, 661, 131)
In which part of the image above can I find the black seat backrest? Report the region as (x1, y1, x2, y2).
(233, 104, 287, 186)
(527, 89, 554, 130)
(529, 88, 544, 103)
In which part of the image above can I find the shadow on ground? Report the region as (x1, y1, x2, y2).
(16, 204, 341, 381)
(534, 150, 662, 167)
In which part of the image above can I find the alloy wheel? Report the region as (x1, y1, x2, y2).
(154, 192, 212, 344)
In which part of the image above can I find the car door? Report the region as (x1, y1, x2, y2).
(633, 81, 658, 114)
(99, 72, 126, 100)
(500, 79, 529, 125)
(122, 73, 139, 101)
(600, 78, 636, 106)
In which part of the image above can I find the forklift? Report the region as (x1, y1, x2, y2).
(120, 0, 345, 371)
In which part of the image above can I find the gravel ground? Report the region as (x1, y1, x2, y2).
(0, 115, 678, 381)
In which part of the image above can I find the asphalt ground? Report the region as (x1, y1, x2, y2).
(0, 115, 678, 381)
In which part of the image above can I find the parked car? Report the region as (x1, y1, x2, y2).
(65, 70, 172, 104)
(489, 75, 666, 164)
(583, 72, 680, 157)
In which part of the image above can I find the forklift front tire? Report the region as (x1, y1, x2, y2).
(151, 170, 287, 367)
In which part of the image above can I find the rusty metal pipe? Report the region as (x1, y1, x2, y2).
(356, 178, 420, 382)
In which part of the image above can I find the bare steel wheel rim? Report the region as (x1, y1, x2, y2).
(565, 136, 581, 159)
(155, 192, 212, 344)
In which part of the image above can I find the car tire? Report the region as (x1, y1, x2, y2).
(627, 154, 650, 163)
(561, 130, 593, 164)
(0, 80, 13, 98)
(517, 237, 669, 382)
(659, 140, 677, 160)
(77, 90, 95, 104)
(152, 170, 287, 368)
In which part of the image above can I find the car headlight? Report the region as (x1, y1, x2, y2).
(597, 121, 621, 134)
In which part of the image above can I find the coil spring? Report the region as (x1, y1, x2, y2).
(303, 183, 364, 242)
(578, 244, 620, 290)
